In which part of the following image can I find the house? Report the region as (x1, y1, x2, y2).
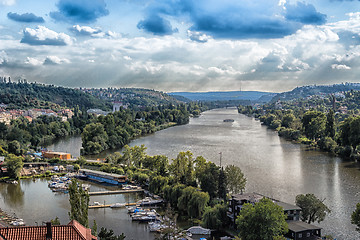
(228, 193, 322, 240)
(285, 221, 321, 240)
(42, 151, 71, 160)
(0, 220, 97, 240)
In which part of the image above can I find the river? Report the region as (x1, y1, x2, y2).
(45, 108, 360, 239)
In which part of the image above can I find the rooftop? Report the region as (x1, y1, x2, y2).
(275, 201, 301, 211)
(287, 220, 322, 233)
(231, 193, 263, 203)
(0, 220, 96, 240)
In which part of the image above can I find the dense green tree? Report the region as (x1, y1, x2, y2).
(91, 220, 97, 237)
(351, 203, 360, 232)
(295, 193, 331, 224)
(188, 190, 210, 219)
(6, 154, 23, 180)
(98, 227, 126, 240)
(198, 162, 220, 199)
(68, 179, 89, 227)
(281, 113, 295, 128)
(225, 165, 246, 194)
(170, 151, 195, 185)
(236, 198, 288, 240)
(82, 123, 108, 154)
(202, 204, 228, 230)
(325, 109, 335, 138)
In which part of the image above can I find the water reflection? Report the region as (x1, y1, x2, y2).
(0, 183, 24, 208)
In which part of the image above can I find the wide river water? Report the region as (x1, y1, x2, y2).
(45, 108, 360, 239)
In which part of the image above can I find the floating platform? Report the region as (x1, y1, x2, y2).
(89, 202, 137, 209)
(88, 188, 144, 196)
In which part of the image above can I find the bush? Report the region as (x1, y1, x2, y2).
(317, 137, 338, 153)
(278, 127, 300, 141)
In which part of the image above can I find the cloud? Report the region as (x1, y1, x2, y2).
(284, 2, 327, 25)
(21, 26, 72, 46)
(25, 57, 42, 66)
(137, 0, 327, 39)
(70, 25, 120, 38)
(70, 25, 102, 36)
(50, 0, 109, 23)
(43, 56, 70, 65)
(187, 30, 212, 43)
(331, 64, 351, 70)
(0, 0, 15, 6)
(7, 12, 45, 23)
(137, 15, 178, 35)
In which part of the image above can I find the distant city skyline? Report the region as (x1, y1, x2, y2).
(0, 0, 360, 92)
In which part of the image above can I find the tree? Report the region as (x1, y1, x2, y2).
(295, 193, 331, 224)
(68, 179, 89, 227)
(236, 198, 288, 240)
(351, 203, 360, 232)
(92, 220, 97, 237)
(50, 216, 60, 225)
(202, 204, 228, 230)
(325, 109, 335, 138)
(225, 165, 246, 194)
(98, 227, 126, 240)
(218, 168, 227, 200)
(170, 151, 195, 185)
(198, 162, 220, 199)
(6, 154, 23, 180)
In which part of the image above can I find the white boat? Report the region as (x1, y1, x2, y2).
(93, 201, 101, 206)
(187, 226, 211, 235)
(110, 203, 126, 208)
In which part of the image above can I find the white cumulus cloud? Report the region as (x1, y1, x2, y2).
(21, 26, 73, 46)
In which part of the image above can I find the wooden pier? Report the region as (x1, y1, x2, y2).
(88, 188, 144, 196)
(89, 202, 137, 209)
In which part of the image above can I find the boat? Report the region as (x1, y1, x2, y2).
(93, 201, 101, 206)
(110, 203, 126, 208)
(186, 226, 211, 235)
(223, 119, 234, 122)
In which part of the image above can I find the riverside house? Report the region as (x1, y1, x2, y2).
(228, 193, 322, 240)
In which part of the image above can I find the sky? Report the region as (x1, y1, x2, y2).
(0, 0, 360, 93)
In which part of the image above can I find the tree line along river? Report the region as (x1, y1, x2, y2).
(24, 107, 360, 239)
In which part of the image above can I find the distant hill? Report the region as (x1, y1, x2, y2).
(272, 83, 360, 102)
(168, 91, 277, 102)
(80, 87, 181, 108)
(0, 81, 112, 110)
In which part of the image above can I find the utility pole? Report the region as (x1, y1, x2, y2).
(219, 152, 222, 167)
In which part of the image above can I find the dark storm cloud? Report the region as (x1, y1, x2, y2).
(137, 15, 178, 36)
(137, 0, 327, 39)
(7, 12, 44, 23)
(50, 0, 109, 23)
(285, 2, 327, 25)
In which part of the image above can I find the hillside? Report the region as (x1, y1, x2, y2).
(0, 81, 112, 110)
(272, 83, 360, 102)
(80, 87, 181, 108)
(168, 91, 277, 102)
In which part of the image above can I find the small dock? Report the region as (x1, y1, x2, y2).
(88, 188, 144, 196)
(89, 202, 137, 209)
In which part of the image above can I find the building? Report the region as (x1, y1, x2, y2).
(228, 193, 322, 240)
(0, 220, 96, 240)
(42, 151, 71, 160)
(79, 169, 127, 185)
(285, 221, 322, 240)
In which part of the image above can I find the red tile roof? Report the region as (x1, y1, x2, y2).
(0, 220, 96, 240)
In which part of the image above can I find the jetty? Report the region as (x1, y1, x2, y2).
(89, 202, 137, 209)
(88, 188, 144, 196)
